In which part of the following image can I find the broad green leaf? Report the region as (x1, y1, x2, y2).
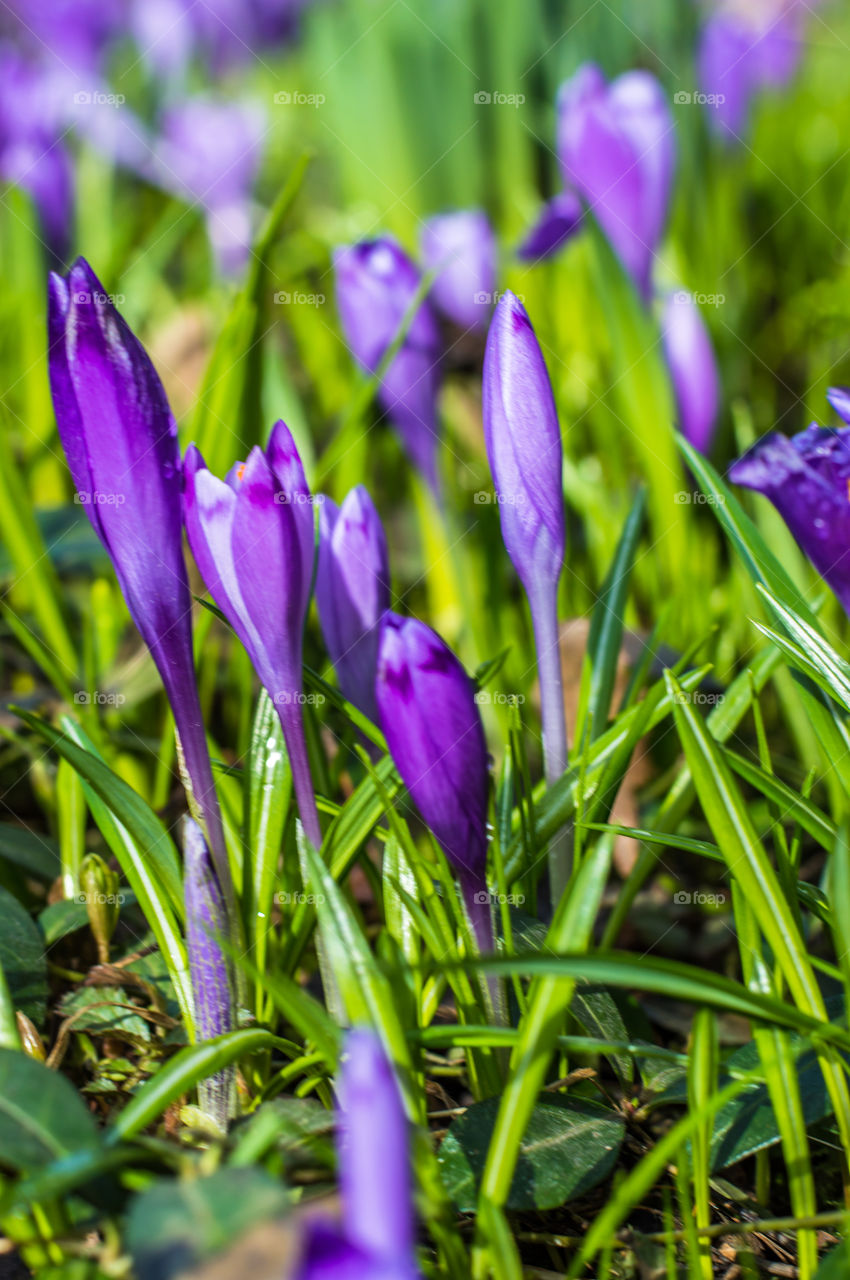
(0, 1048, 98, 1171)
(57, 987, 151, 1043)
(440, 1095, 623, 1212)
(0, 886, 47, 1025)
(0, 822, 60, 881)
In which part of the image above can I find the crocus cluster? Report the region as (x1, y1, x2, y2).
(333, 213, 496, 492)
(48, 261, 242, 1119)
(730, 389, 850, 614)
(517, 61, 720, 453)
(296, 1028, 420, 1279)
(0, 0, 304, 274)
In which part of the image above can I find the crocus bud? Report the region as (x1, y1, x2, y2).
(517, 190, 583, 263)
(184, 421, 322, 848)
(183, 817, 236, 1128)
(79, 853, 120, 964)
(315, 486, 390, 724)
(296, 1028, 420, 1279)
(557, 63, 675, 298)
(376, 612, 492, 955)
(482, 291, 569, 901)
(420, 209, 496, 331)
(729, 414, 850, 614)
(660, 291, 721, 454)
(482, 291, 564, 600)
(333, 238, 443, 493)
(48, 259, 232, 906)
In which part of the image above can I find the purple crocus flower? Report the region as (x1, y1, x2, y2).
(729, 416, 850, 615)
(153, 97, 266, 276)
(482, 290, 569, 901)
(517, 190, 584, 263)
(183, 422, 322, 849)
(375, 611, 492, 953)
(183, 817, 235, 1128)
(698, 6, 802, 140)
(315, 486, 391, 725)
(0, 48, 74, 259)
(297, 1028, 420, 1279)
(557, 63, 675, 298)
(661, 290, 721, 454)
(333, 238, 443, 494)
(47, 259, 233, 911)
(420, 209, 496, 332)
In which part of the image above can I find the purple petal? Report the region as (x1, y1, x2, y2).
(229, 445, 305, 697)
(557, 62, 674, 297)
(316, 486, 390, 722)
(49, 258, 190, 680)
(517, 191, 583, 263)
(49, 259, 229, 898)
(338, 1029, 414, 1265)
(481, 291, 565, 597)
(376, 613, 489, 880)
(420, 209, 496, 331)
(827, 387, 850, 425)
(607, 71, 675, 268)
(729, 426, 850, 615)
(267, 419, 315, 612)
(661, 291, 720, 454)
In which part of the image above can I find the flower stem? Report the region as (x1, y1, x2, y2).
(277, 701, 345, 1024)
(460, 873, 505, 1028)
(528, 583, 571, 910)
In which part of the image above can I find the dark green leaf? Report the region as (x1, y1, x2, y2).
(0, 1048, 99, 1171)
(439, 1095, 623, 1212)
(0, 885, 47, 1024)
